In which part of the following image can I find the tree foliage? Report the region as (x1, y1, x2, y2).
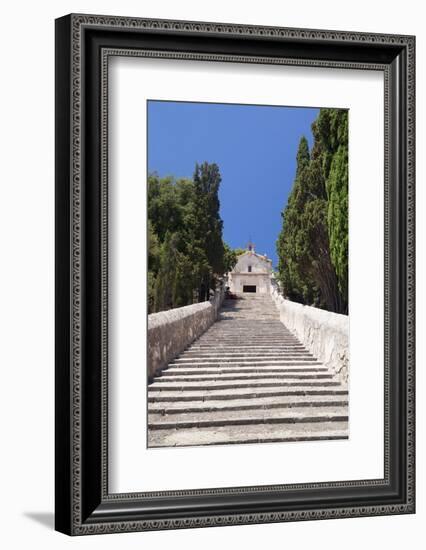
(223, 243, 238, 274)
(148, 163, 231, 313)
(276, 109, 348, 314)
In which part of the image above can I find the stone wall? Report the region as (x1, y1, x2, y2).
(147, 286, 225, 381)
(271, 285, 349, 383)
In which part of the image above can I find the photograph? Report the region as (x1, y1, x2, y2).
(52, 10, 415, 537)
(146, 100, 349, 448)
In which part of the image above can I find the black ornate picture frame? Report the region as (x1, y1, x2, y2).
(55, 14, 415, 535)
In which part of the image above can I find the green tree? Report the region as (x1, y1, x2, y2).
(147, 174, 182, 242)
(233, 247, 246, 257)
(147, 163, 230, 313)
(276, 109, 348, 314)
(313, 109, 349, 305)
(154, 231, 176, 312)
(192, 162, 225, 301)
(147, 220, 160, 313)
(277, 137, 318, 305)
(223, 243, 238, 273)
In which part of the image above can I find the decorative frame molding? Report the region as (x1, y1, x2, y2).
(55, 13, 415, 535)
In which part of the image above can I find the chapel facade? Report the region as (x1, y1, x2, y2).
(227, 243, 272, 294)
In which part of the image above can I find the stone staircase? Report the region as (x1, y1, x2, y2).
(148, 294, 348, 447)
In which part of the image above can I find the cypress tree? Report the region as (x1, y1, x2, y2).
(276, 108, 348, 314)
(193, 162, 225, 300)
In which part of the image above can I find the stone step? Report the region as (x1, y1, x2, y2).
(205, 329, 293, 333)
(221, 304, 277, 306)
(215, 315, 283, 318)
(149, 394, 349, 414)
(206, 325, 291, 329)
(163, 366, 329, 375)
(210, 325, 290, 327)
(187, 334, 299, 337)
(168, 360, 322, 368)
(220, 306, 278, 308)
(219, 320, 280, 323)
(187, 353, 310, 358)
(213, 325, 285, 328)
(213, 330, 287, 333)
(214, 326, 285, 329)
(148, 406, 348, 430)
(148, 387, 348, 403)
(219, 310, 279, 313)
(197, 340, 301, 345)
(154, 373, 333, 383)
(174, 356, 316, 363)
(198, 337, 300, 341)
(180, 349, 313, 359)
(147, 421, 348, 447)
(219, 307, 278, 310)
(200, 328, 293, 331)
(146, 293, 349, 447)
(193, 330, 298, 333)
(200, 338, 298, 342)
(212, 332, 288, 335)
(199, 332, 299, 343)
(224, 302, 277, 304)
(188, 349, 307, 353)
(178, 358, 317, 363)
(203, 336, 295, 340)
(199, 327, 294, 332)
(194, 332, 300, 335)
(148, 379, 340, 392)
(219, 311, 278, 313)
(218, 320, 281, 322)
(220, 308, 279, 310)
(220, 308, 278, 311)
(182, 349, 312, 355)
(190, 343, 306, 352)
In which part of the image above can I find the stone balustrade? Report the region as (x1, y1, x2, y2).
(271, 284, 349, 383)
(147, 285, 225, 380)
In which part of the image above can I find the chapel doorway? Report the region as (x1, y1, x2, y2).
(243, 285, 256, 293)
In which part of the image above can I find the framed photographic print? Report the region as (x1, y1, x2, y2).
(55, 14, 415, 535)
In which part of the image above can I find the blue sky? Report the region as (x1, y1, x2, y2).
(147, 100, 319, 267)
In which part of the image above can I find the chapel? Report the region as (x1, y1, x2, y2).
(227, 242, 272, 294)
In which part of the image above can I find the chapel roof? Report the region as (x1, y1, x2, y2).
(236, 249, 272, 264)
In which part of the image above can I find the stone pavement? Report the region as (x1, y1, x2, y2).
(148, 294, 348, 447)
